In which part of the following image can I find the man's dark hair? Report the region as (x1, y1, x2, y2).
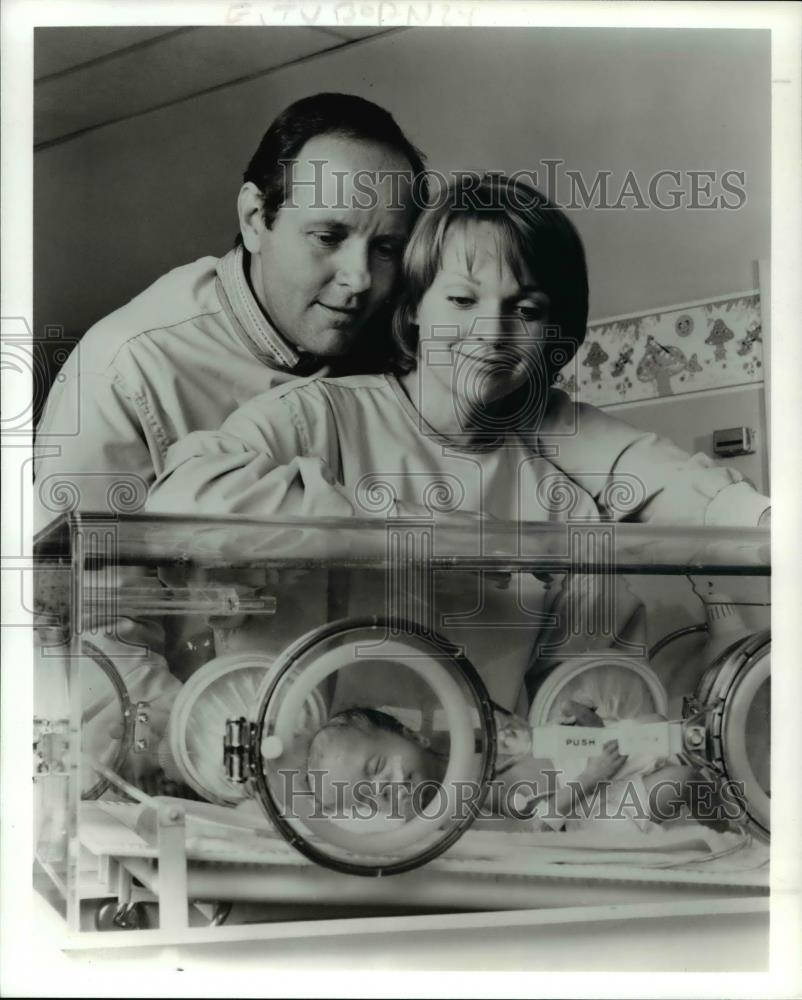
(243, 92, 427, 229)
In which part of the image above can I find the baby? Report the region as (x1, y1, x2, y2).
(305, 707, 448, 822)
(548, 696, 721, 832)
(305, 703, 631, 830)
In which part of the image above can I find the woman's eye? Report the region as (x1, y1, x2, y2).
(517, 303, 547, 321)
(447, 296, 476, 308)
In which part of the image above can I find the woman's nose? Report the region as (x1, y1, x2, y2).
(469, 315, 529, 343)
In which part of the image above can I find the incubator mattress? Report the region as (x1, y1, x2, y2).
(80, 800, 769, 891)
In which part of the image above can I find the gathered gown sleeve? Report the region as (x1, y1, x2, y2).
(536, 389, 770, 526)
(148, 381, 355, 519)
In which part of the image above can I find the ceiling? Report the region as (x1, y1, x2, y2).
(34, 26, 393, 149)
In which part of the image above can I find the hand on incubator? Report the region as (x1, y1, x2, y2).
(491, 702, 628, 824)
(576, 739, 628, 786)
(498, 736, 628, 827)
(542, 698, 726, 831)
(556, 694, 606, 728)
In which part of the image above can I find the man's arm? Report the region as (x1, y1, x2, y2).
(35, 366, 160, 528)
(148, 389, 354, 519)
(36, 363, 181, 773)
(538, 389, 770, 526)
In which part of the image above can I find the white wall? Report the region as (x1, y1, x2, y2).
(34, 26, 770, 344)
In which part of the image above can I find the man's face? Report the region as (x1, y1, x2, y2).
(244, 134, 415, 358)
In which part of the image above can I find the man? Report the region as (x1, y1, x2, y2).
(33, 93, 425, 782)
(35, 92, 425, 524)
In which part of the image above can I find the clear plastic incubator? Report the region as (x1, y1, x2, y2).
(32, 512, 771, 945)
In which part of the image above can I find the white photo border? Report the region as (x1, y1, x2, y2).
(2, 2, 800, 997)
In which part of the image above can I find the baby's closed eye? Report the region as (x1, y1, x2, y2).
(366, 755, 385, 778)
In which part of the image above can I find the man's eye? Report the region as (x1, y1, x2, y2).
(447, 296, 476, 308)
(311, 232, 341, 247)
(374, 242, 401, 260)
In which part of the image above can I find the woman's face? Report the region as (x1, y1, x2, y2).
(310, 724, 440, 821)
(413, 221, 552, 408)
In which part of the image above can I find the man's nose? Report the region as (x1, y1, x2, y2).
(335, 242, 371, 295)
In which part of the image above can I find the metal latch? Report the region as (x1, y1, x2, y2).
(133, 701, 151, 754)
(33, 717, 69, 775)
(223, 718, 257, 783)
(680, 695, 711, 755)
(682, 694, 702, 717)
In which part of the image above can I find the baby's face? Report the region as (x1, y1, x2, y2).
(310, 724, 440, 821)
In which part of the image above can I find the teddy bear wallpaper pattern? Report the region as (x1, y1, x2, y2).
(556, 292, 763, 406)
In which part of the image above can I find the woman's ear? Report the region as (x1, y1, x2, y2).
(237, 182, 266, 255)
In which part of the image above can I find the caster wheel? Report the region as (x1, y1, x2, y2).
(94, 900, 149, 931)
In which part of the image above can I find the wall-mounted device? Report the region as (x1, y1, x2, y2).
(713, 426, 755, 457)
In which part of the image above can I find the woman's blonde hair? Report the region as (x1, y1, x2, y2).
(389, 174, 589, 385)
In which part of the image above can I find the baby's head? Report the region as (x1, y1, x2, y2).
(306, 707, 446, 821)
(389, 174, 589, 408)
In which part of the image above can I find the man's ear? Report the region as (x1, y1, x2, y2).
(238, 182, 266, 255)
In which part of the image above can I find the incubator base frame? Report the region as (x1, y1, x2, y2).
(39, 796, 767, 947)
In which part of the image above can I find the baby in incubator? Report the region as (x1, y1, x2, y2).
(303, 700, 694, 831)
(525, 695, 713, 833)
(304, 698, 719, 833)
(305, 707, 448, 822)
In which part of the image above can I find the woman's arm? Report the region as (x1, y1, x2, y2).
(537, 389, 770, 526)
